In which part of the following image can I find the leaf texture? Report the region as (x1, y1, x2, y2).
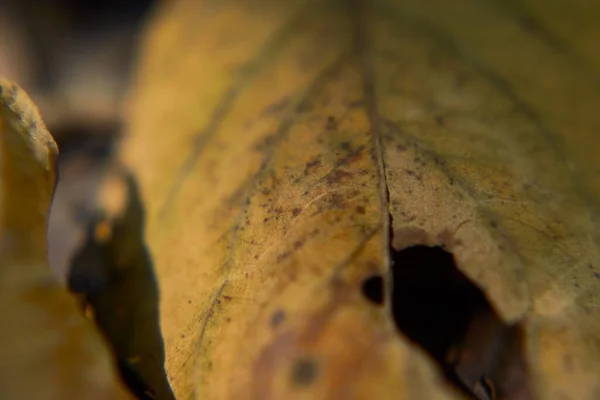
(121, 0, 600, 398)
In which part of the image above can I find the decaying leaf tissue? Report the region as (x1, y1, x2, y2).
(1, 0, 600, 399)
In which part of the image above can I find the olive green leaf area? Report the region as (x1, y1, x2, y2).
(0, 80, 132, 399)
(121, 0, 600, 399)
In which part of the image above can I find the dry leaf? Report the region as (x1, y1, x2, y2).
(120, 0, 600, 399)
(0, 80, 131, 399)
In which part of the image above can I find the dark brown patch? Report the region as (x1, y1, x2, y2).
(329, 193, 346, 209)
(490, 221, 498, 229)
(293, 240, 304, 250)
(404, 169, 422, 181)
(290, 358, 319, 387)
(356, 205, 366, 214)
(338, 145, 365, 166)
(414, 157, 426, 167)
(292, 208, 302, 217)
(433, 156, 446, 167)
(222, 295, 232, 301)
(326, 169, 353, 185)
(594, 272, 600, 279)
(326, 116, 337, 130)
(339, 141, 351, 151)
(270, 309, 286, 328)
(253, 134, 277, 152)
(304, 156, 322, 175)
(435, 116, 445, 126)
(396, 143, 407, 152)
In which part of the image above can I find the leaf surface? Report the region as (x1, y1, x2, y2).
(121, 1, 600, 399)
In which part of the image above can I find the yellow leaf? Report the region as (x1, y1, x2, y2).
(0, 80, 132, 399)
(120, 0, 600, 399)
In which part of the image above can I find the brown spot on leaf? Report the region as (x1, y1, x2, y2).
(329, 193, 346, 209)
(338, 145, 365, 166)
(292, 207, 301, 217)
(396, 143, 407, 152)
(326, 169, 353, 185)
(326, 116, 337, 130)
(405, 169, 422, 181)
(290, 358, 318, 387)
(270, 309, 286, 328)
(339, 141, 351, 152)
(356, 205, 366, 214)
(304, 156, 321, 175)
(252, 134, 277, 152)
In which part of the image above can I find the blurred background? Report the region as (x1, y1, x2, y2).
(0, 0, 156, 288)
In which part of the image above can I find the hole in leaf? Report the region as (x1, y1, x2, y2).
(390, 245, 531, 400)
(362, 275, 384, 305)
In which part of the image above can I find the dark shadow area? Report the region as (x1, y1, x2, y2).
(69, 171, 174, 400)
(364, 245, 531, 400)
(391, 246, 485, 364)
(52, 121, 121, 160)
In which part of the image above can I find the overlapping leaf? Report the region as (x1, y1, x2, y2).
(0, 80, 131, 399)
